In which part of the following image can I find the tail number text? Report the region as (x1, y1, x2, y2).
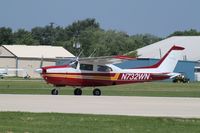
(121, 73, 150, 80)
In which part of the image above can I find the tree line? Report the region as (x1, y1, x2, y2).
(0, 18, 199, 57)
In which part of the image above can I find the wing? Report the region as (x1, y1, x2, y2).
(79, 55, 136, 65)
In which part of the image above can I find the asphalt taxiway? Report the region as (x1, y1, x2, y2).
(0, 94, 200, 118)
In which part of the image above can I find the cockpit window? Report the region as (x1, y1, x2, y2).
(80, 64, 93, 71)
(97, 65, 112, 72)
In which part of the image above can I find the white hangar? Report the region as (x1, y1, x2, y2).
(0, 45, 74, 78)
(136, 36, 200, 61)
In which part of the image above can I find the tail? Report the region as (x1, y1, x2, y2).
(138, 45, 185, 72)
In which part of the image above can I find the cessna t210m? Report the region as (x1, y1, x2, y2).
(36, 45, 184, 96)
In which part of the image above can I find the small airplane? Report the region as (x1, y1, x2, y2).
(36, 45, 184, 96)
(0, 69, 7, 79)
(0, 68, 28, 79)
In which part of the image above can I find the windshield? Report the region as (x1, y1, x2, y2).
(70, 61, 78, 69)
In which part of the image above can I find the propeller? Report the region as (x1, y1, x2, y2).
(35, 56, 44, 74)
(69, 50, 83, 66)
(40, 56, 44, 68)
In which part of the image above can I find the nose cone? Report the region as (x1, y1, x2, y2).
(35, 68, 43, 74)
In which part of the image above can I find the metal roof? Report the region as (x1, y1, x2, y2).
(3, 45, 74, 59)
(136, 36, 200, 61)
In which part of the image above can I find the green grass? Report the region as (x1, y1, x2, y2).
(0, 79, 200, 97)
(0, 112, 200, 133)
(1, 81, 200, 133)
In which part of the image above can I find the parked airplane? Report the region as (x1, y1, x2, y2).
(36, 45, 184, 96)
(0, 69, 7, 79)
(0, 68, 28, 79)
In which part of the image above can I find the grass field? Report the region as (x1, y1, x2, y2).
(0, 79, 200, 97)
(0, 112, 200, 133)
(0, 80, 200, 97)
(1, 80, 200, 133)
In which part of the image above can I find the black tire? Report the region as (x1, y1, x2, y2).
(74, 88, 82, 95)
(93, 88, 101, 96)
(51, 89, 59, 95)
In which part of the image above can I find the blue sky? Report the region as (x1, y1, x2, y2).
(0, 0, 200, 37)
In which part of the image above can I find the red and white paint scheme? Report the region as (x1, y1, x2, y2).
(36, 45, 184, 96)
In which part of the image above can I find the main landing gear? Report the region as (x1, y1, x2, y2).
(73, 88, 101, 96)
(74, 88, 82, 95)
(51, 88, 59, 95)
(93, 88, 101, 96)
(51, 88, 101, 96)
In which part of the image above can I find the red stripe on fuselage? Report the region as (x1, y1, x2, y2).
(42, 72, 171, 87)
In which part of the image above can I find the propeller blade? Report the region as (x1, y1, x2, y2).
(35, 56, 44, 74)
(40, 56, 44, 68)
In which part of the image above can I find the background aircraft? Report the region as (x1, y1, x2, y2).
(0, 68, 29, 79)
(36, 45, 184, 96)
(0, 69, 7, 79)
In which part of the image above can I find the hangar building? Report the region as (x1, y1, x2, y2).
(118, 36, 200, 81)
(136, 36, 200, 61)
(0, 45, 74, 78)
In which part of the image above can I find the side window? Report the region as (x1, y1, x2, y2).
(80, 64, 93, 71)
(97, 65, 112, 72)
(195, 68, 200, 73)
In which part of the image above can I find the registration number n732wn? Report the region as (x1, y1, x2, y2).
(120, 73, 150, 80)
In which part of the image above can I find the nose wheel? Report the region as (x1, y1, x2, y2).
(93, 88, 101, 96)
(74, 88, 82, 95)
(51, 88, 59, 95)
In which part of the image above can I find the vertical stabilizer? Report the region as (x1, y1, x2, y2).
(138, 45, 185, 72)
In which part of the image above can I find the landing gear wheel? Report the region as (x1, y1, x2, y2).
(74, 88, 82, 95)
(51, 89, 59, 95)
(93, 88, 101, 96)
